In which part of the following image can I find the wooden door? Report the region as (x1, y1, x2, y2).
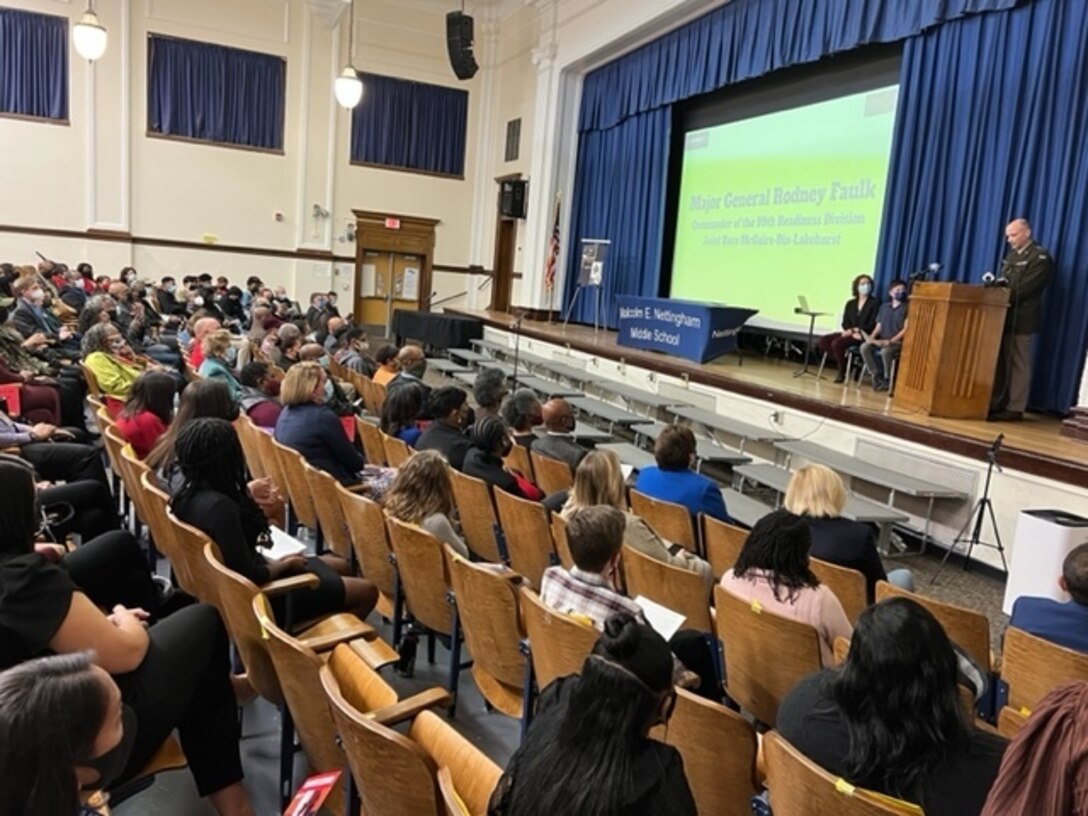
(357, 250, 394, 328)
(392, 254, 424, 316)
(491, 219, 515, 313)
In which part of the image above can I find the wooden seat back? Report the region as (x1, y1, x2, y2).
(411, 710, 502, 816)
(503, 444, 534, 484)
(251, 422, 288, 498)
(437, 767, 469, 816)
(372, 381, 387, 414)
(163, 509, 223, 609)
(449, 469, 503, 562)
(630, 489, 697, 553)
(336, 485, 397, 618)
(140, 471, 197, 595)
(492, 488, 555, 589)
(621, 544, 712, 632)
(234, 415, 267, 480)
(382, 432, 413, 468)
(529, 450, 573, 495)
(875, 581, 991, 670)
(303, 461, 352, 559)
(664, 688, 759, 814)
(272, 438, 321, 532)
(357, 416, 387, 465)
(80, 361, 102, 398)
(550, 513, 574, 570)
(117, 442, 153, 529)
(996, 706, 1029, 738)
(714, 585, 823, 725)
(1001, 626, 1088, 712)
(446, 551, 526, 718)
(385, 516, 455, 637)
(702, 514, 748, 579)
(518, 586, 597, 690)
(100, 424, 128, 485)
(763, 731, 923, 815)
(810, 558, 868, 624)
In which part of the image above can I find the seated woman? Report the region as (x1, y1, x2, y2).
(0, 459, 255, 816)
(563, 450, 713, 593)
(634, 425, 728, 522)
(171, 418, 377, 624)
(147, 378, 238, 491)
(720, 509, 852, 666)
(0, 306, 76, 427)
(489, 613, 696, 816)
(384, 451, 469, 558)
(81, 322, 160, 400)
(777, 598, 1007, 815)
(275, 362, 365, 486)
(501, 388, 544, 448)
(371, 343, 400, 387)
(785, 463, 914, 602)
(379, 381, 424, 447)
(463, 415, 544, 502)
(816, 274, 880, 383)
(115, 370, 176, 459)
(197, 329, 243, 403)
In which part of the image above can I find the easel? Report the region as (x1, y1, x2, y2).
(563, 239, 609, 333)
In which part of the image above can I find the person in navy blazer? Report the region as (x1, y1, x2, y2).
(634, 425, 728, 522)
(1008, 543, 1088, 653)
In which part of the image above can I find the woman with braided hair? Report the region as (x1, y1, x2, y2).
(171, 417, 377, 624)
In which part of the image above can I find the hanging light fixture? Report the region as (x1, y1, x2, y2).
(334, 0, 363, 109)
(73, 0, 108, 61)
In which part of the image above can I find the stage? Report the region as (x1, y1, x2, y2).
(447, 308, 1088, 490)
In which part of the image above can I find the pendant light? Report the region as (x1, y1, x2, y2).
(73, 0, 108, 61)
(334, 0, 363, 109)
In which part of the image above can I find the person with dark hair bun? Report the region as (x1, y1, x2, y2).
(415, 385, 473, 469)
(778, 598, 1007, 815)
(463, 414, 543, 500)
(720, 508, 851, 665)
(488, 613, 696, 816)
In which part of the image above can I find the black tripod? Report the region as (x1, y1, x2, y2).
(933, 434, 1008, 582)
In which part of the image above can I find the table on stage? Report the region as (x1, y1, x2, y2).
(615, 296, 757, 364)
(391, 310, 482, 351)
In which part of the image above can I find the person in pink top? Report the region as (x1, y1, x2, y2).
(719, 509, 852, 666)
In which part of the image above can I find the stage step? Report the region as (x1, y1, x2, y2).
(516, 375, 584, 399)
(670, 405, 788, 446)
(720, 487, 773, 528)
(595, 442, 657, 472)
(590, 380, 691, 411)
(426, 358, 472, 374)
(634, 421, 751, 467)
(447, 347, 490, 365)
(568, 396, 656, 429)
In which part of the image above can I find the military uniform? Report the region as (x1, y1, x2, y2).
(990, 241, 1054, 416)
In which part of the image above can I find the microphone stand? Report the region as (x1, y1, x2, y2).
(510, 311, 525, 390)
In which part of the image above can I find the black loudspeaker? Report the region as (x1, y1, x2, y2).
(500, 180, 527, 219)
(446, 11, 479, 80)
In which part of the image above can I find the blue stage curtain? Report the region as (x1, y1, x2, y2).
(351, 73, 468, 177)
(876, 0, 1088, 412)
(564, 0, 1020, 326)
(0, 8, 68, 121)
(147, 35, 285, 151)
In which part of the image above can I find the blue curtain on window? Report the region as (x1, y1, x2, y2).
(874, 0, 1088, 412)
(350, 73, 469, 177)
(564, 0, 1021, 326)
(147, 35, 285, 150)
(0, 8, 67, 120)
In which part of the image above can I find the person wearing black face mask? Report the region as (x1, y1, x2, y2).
(531, 397, 588, 474)
(858, 278, 910, 393)
(463, 414, 545, 501)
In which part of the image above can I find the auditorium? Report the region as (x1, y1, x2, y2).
(0, 0, 1086, 814)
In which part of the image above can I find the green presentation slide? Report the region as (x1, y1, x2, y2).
(670, 86, 899, 329)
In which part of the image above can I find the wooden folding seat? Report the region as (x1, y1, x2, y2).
(518, 586, 597, 691)
(503, 443, 534, 484)
(336, 485, 398, 622)
(271, 438, 322, 537)
(630, 488, 697, 553)
(303, 460, 353, 560)
(357, 415, 387, 465)
(449, 469, 504, 562)
(382, 431, 413, 467)
(621, 544, 712, 632)
(811, 557, 868, 624)
(493, 488, 556, 589)
(702, 513, 747, 578)
(529, 450, 573, 495)
(876, 581, 991, 670)
(550, 513, 574, 570)
(234, 415, 267, 480)
(999, 626, 1088, 717)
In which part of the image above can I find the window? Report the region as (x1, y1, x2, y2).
(147, 34, 286, 152)
(0, 7, 68, 122)
(350, 73, 469, 178)
(504, 118, 521, 162)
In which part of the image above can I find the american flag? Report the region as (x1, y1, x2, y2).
(544, 195, 560, 292)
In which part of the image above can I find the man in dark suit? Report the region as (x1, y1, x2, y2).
(1008, 543, 1088, 653)
(386, 344, 432, 407)
(415, 386, 473, 470)
(989, 218, 1054, 421)
(10, 276, 80, 359)
(531, 398, 588, 473)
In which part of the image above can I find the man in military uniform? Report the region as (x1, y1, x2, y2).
(989, 218, 1054, 421)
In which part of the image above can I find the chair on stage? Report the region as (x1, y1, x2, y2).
(702, 513, 748, 579)
(493, 488, 556, 589)
(630, 489, 698, 554)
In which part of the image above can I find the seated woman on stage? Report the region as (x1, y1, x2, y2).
(817, 274, 880, 383)
(784, 464, 914, 602)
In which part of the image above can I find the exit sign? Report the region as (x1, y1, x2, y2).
(384, 217, 401, 230)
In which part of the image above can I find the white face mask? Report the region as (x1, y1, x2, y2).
(29, 289, 45, 304)
(192, 296, 205, 307)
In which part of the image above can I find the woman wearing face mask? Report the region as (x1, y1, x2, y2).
(80, 323, 162, 400)
(463, 414, 544, 501)
(0, 460, 255, 816)
(817, 274, 881, 384)
(198, 329, 243, 403)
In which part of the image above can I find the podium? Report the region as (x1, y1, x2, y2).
(893, 282, 1009, 419)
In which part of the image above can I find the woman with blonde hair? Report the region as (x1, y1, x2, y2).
(785, 463, 913, 601)
(562, 449, 713, 592)
(197, 328, 243, 402)
(384, 450, 468, 557)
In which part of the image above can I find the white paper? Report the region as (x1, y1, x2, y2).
(361, 263, 377, 297)
(634, 595, 686, 642)
(620, 464, 634, 480)
(258, 527, 308, 562)
(401, 266, 420, 301)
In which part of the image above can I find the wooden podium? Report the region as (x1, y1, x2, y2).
(893, 282, 1009, 419)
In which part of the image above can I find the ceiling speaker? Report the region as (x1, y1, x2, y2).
(446, 11, 479, 80)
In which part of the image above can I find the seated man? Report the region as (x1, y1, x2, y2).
(386, 345, 432, 406)
(858, 278, 909, 393)
(0, 409, 108, 485)
(531, 397, 588, 473)
(333, 327, 376, 377)
(1008, 543, 1088, 653)
(10, 276, 79, 359)
(502, 388, 543, 448)
(634, 424, 728, 522)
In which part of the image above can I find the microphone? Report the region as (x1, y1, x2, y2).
(420, 290, 439, 308)
(982, 271, 996, 285)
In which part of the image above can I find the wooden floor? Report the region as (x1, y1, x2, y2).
(448, 308, 1088, 488)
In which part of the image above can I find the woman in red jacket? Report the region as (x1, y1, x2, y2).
(115, 371, 176, 458)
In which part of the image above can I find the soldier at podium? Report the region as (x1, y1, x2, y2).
(989, 218, 1054, 422)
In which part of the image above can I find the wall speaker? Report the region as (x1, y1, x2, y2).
(446, 11, 479, 80)
(500, 179, 528, 219)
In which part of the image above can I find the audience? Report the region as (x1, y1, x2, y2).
(415, 386, 473, 469)
(634, 425, 728, 522)
(186, 316, 221, 371)
(720, 509, 852, 665)
(531, 398, 588, 472)
(489, 614, 696, 816)
(10, 275, 78, 356)
(275, 362, 365, 485)
(777, 597, 1007, 815)
(380, 381, 425, 447)
(0, 304, 80, 427)
(387, 345, 430, 402)
(147, 378, 239, 489)
(502, 388, 543, 447)
(371, 343, 401, 387)
(464, 415, 544, 501)
(333, 327, 376, 377)
(784, 464, 914, 601)
(384, 451, 469, 558)
(198, 329, 243, 403)
(563, 450, 713, 593)
(473, 367, 509, 421)
(1008, 542, 1088, 652)
(115, 370, 176, 459)
(273, 323, 303, 371)
(238, 361, 283, 429)
(0, 406, 107, 485)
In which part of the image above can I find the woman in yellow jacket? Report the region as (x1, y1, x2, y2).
(81, 322, 160, 399)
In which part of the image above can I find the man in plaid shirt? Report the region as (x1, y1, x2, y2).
(540, 505, 643, 630)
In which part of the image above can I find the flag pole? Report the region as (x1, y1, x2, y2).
(545, 192, 561, 323)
